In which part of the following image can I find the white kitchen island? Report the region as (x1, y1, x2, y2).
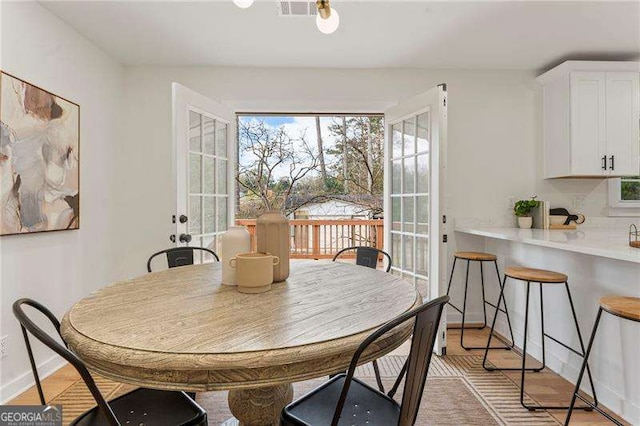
(454, 225, 639, 425)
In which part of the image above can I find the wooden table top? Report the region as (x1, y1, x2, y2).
(61, 260, 420, 391)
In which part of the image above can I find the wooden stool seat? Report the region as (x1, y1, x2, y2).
(504, 267, 567, 283)
(454, 251, 497, 261)
(599, 296, 640, 321)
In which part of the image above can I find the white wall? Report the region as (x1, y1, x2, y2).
(0, 2, 629, 411)
(120, 66, 616, 305)
(0, 2, 124, 401)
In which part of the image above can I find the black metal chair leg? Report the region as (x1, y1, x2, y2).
(564, 281, 598, 409)
(479, 261, 489, 328)
(186, 392, 196, 401)
(21, 325, 46, 405)
(565, 308, 621, 425)
(372, 360, 385, 393)
(483, 275, 508, 370)
(520, 282, 533, 410)
(459, 260, 472, 348)
(446, 257, 458, 297)
(539, 283, 547, 371)
(494, 260, 515, 349)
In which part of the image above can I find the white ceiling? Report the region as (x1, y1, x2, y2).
(40, 1, 640, 70)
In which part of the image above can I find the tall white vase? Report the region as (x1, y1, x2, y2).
(221, 226, 251, 286)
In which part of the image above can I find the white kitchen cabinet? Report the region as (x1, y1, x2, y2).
(538, 61, 639, 178)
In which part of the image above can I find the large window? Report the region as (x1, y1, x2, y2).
(236, 114, 384, 219)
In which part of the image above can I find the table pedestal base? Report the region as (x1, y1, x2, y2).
(228, 383, 294, 426)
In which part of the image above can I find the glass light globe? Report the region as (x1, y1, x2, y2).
(316, 7, 339, 34)
(233, 0, 254, 9)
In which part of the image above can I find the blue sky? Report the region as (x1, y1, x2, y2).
(246, 116, 296, 127)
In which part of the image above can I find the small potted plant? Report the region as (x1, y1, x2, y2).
(514, 196, 539, 229)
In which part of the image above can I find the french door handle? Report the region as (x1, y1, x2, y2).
(179, 215, 188, 224)
(601, 155, 607, 170)
(179, 233, 192, 244)
(609, 155, 614, 171)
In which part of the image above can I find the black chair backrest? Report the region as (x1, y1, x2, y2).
(13, 299, 120, 426)
(332, 246, 392, 273)
(331, 295, 449, 426)
(147, 247, 219, 273)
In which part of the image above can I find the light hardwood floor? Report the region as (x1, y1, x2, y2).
(8, 328, 627, 425)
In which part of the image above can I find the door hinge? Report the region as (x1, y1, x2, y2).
(442, 215, 447, 224)
(172, 215, 176, 224)
(443, 234, 448, 243)
(443, 98, 446, 107)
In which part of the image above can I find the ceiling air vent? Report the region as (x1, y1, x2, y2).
(278, 1, 317, 17)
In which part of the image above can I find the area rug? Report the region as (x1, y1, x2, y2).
(49, 354, 560, 425)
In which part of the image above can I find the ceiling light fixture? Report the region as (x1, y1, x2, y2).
(316, 0, 339, 34)
(233, 0, 254, 9)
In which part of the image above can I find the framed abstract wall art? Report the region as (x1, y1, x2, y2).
(0, 71, 80, 236)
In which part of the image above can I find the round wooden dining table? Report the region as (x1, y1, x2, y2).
(61, 260, 421, 425)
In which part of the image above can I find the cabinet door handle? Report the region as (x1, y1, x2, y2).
(601, 155, 607, 170)
(609, 155, 615, 171)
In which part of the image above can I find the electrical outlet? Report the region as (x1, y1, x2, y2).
(0, 335, 7, 358)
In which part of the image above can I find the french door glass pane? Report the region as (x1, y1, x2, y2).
(190, 153, 202, 194)
(391, 233, 401, 268)
(416, 195, 428, 234)
(415, 236, 428, 276)
(217, 123, 227, 158)
(402, 235, 414, 270)
(217, 197, 228, 231)
(204, 197, 216, 234)
(392, 123, 402, 158)
(403, 117, 415, 156)
(391, 197, 401, 231)
(189, 196, 202, 234)
(217, 160, 227, 194)
(402, 197, 414, 233)
(203, 236, 216, 261)
(416, 112, 429, 153)
(203, 116, 215, 155)
(203, 156, 215, 195)
(403, 157, 414, 193)
(189, 111, 201, 152)
(392, 160, 402, 193)
(416, 154, 429, 194)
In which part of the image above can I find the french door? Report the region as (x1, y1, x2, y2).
(172, 83, 235, 262)
(384, 84, 448, 354)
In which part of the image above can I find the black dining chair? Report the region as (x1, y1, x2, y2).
(332, 246, 392, 273)
(147, 247, 219, 273)
(13, 298, 208, 426)
(332, 245, 393, 392)
(281, 295, 449, 426)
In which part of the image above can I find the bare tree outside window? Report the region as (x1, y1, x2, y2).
(236, 115, 384, 219)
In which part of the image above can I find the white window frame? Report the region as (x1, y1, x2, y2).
(608, 177, 640, 216)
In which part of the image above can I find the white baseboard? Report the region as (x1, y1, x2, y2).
(0, 355, 66, 404)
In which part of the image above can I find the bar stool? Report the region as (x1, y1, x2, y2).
(565, 296, 640, 425)
(483, 266, 598, 411)
(446, 251, 515, 350)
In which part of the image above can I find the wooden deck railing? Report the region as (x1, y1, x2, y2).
(235, 219, 384, 259)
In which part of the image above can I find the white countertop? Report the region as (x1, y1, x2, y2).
(455, 226, 640, 264)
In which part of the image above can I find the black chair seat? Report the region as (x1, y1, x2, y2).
(282, 374, 400, 426)
(72, 388, 206, 426)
